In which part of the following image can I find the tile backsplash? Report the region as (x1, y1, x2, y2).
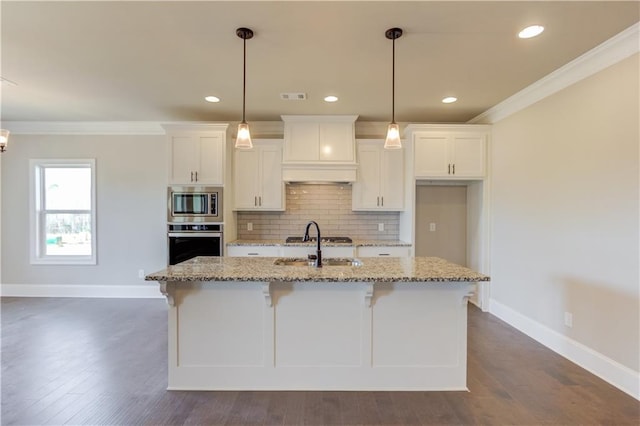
(237, 183, 400, 240)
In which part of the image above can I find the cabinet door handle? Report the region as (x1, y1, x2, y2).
(259, 196, 262, 206)
(190, 171, 194, 182)
(194, 171, 198, 181)
(248, 253, 259, 256)
(448, 164, 451, 174)
(254, 196, 257, 206)
(452, 164, 455, 175)
(381, 196, 384, 206)
(377, 196, 380, 206)
(379, 253, 390, 256)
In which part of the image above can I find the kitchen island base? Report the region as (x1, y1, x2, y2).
(163, 280, 474, 391)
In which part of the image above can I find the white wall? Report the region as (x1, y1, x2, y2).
(490, 52, 639, 378)
(1, 134, 168, 296)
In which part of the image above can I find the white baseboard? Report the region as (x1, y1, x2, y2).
(0, 283, 164, 299)
(490, 299, 640, 401)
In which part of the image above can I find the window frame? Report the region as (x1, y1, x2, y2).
(29, 159, 97, 265)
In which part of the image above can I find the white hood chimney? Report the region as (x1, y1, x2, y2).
(281, 115, 358, 183)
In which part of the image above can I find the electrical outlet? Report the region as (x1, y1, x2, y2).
(378, 223, 384, 232)
(429, 223, 436, 232)
(138, 269, 145, 279)
(564, 312, 573, 328)
(247, 222, 253, 231)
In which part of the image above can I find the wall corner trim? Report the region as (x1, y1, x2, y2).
(489, 298, 640, 401)
(469, 22, 640, 125)
(0, 283, 164, 299)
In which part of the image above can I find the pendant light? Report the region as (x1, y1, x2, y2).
(0, 129, 9, 152)
(384, 27, 403, 149)
(235, 27, 254, 149)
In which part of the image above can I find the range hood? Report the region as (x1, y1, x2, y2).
(282, 164, 356, 183)
(281, 115, 358, 183)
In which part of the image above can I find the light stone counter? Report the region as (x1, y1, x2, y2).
(145, 256, 488, 283)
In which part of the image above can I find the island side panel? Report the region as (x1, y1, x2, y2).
(167, 280, 472, 390)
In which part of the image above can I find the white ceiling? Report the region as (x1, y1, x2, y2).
(1, 1, 638, 124)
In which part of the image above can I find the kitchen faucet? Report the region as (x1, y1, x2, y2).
(303, 221, 322, 267)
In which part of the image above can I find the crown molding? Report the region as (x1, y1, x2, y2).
(4, 121, 169, 135)
(469, 22, 639, 125)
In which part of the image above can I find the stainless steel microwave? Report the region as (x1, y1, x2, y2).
(167, 186, 223, 223)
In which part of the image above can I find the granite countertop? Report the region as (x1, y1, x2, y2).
(227, 239, 411, 247)
(145, 256, 489, 283)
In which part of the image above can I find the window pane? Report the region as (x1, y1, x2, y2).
(44, 213, 92, 256)
(44, 167, 91, 210)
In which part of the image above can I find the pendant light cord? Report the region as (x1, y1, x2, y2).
(242, 37, 247, 124)
(391, 35, 395, 124)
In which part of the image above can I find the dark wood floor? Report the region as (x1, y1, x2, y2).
(1, 297, 638, 425)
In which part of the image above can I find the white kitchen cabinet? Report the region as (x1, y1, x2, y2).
(356, 246, 410, 258)
(407, 125, 489, 179)
(227, 246, 281, 257)
(280, 246, 355, 258)
(281, 115, 358, 163)
(352, 140, 404, 211)
(234, 139, 284, 211)
(164, 124, 227, 185)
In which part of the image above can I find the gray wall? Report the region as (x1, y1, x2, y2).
(1, 134, 167, 288)
(490, 53, 639, 372)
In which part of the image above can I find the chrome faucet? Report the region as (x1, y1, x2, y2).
(303, 220, 322, 267)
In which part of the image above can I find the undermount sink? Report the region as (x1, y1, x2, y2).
(273, 258, 363, 267)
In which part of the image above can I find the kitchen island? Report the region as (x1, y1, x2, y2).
(146, 256, 489, 391)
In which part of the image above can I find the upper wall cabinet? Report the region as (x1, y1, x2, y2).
(281, 115, 358, 163)
(234, 139, 285, 211)
(405, 124, 490, 179)
(352, 139, 404, 211)
(163, 124, 228, 185)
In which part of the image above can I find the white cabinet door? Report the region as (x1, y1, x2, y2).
(170, 136, 199, 184)
(234, 149, 260, 209)
(234, 140, 284, 211)
(197, 135, 224, 184)
(165, 124, 227, 185)
(414, 134, 450, 177)
(380, 148, 404, 209)
(451, 134, 486, 177)
(413, 130, 486, 179)
(353, 145, 381, 209)
(258, 145, 284, 210)
(352, 140, 404, 211)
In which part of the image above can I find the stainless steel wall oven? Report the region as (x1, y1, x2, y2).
(167, 224, 223, 265)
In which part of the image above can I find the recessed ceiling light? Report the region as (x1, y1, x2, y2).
(518, 25, 544, 39)
(442, 97, 457, 104)
(324, 95, 338, 103)
(205, 96, 220, 103)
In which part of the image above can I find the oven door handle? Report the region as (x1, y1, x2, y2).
(168, 232, 223, 238)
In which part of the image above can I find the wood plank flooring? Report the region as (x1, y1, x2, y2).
(1, 297, 638, 425)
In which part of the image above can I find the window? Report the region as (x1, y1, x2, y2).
(30, 159, 96, 264)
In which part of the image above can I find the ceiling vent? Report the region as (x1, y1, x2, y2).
(280, 92, 307, 101)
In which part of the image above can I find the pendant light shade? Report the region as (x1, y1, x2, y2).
(235, 27, 254, 149)
(0, 129, 10, 153)
(384, 27, 403, 150)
